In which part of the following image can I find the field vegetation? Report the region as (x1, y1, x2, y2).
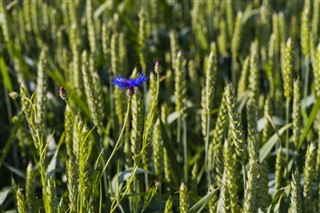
(0, 0, 320, 212)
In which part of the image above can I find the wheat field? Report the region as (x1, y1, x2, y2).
(0, 0, 320, 212)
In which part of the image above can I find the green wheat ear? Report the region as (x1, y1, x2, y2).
(164, 196, 173, 213)
(289, 169, 302, 213)
(231, 11, 243, 61)
(223, 140, 239, 213)
(237, 56, 250, 98)
(225, 83, 246, 161)
(210, 91, 228, 184)
(248, 41, 259, 104)
(26, 163, 36, 213)
(218, 19, 228, 57)
(130, 69, 144, 164)
(153, 119, 163, 178)
(16, 188, 26, 213)
(282, 38, 293, 103)
(292, 80, 301, 149)
(86, 0, 96, 53)
(179, 182, 189, 213)
(36, 48, 48, 146)
(258, 161, 271, 212)
(303, 142, 316, 212)
(243, 100, 260, 213)
(300, 1, 310, 59)
(174, 51, 187, 120)
(275, 147, 283, 190)
(81, 53, 104, 134)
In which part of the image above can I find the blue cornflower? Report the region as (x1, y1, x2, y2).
(112, 73, 148, 96)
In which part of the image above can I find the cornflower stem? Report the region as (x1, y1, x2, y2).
(205, 115, 211, 185)
(286, 100, 290, 161)
(111, 72, 160, 212)
(98, 96, 131, 182)
(182, 118, 187, 182)
(109, 75, 116, 131)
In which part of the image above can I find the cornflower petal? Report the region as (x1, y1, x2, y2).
(112, 75, 130, 89)
(112, 73, 148, 90)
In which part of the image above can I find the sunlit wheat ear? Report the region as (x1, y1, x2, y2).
(210, 91, 228, 183)
(289, 169, 302, 213)
(225, 83, 246, 161)
(208, 191, 218, 213)
(277, 12, 286, 43)
(188, 60, 200, 101)
(153, 119, 163, 178)
(163, 149, 172, 183)
(225, 0, 233, 39)
(86, 0, 96, 53)
(300, 1, 310, 59)
(260, 0, 271, 34)
(258, 161, 271, 212)
(275, 148, 283, 190)
(66, 157, 78, 213)
(242, 159, 259, 213)
(64, 105, 74, 158)
(73, 114, 93, 211)
(138, 8, 147, 72)
(46, 177, 56, 213)
(271, 14, 280, 56)
(231, 11, 243, 61)
(36, 48, 48, 140)
(243, 100, 259, 213)
(69, 14, 82, 97)
(282, 38, 293, 103)
(141, 73, 156, 170)
(248, 41, 259, 104)
(237, 56, 250, 98)
(118, 32, 127, 75)
(169, 31, 178, 68)
(111, 32, 119, 75)
(16, 188, 26, 213)
(223, 140, 239, 213)
(191, 160, 199, 191)
(218, 19, 228, 57)
(81, 52, 104, 134)
(174, 51, 187, 120)
(262, 97, 272, 144)
(292, 80, 301, 149)
(164, 196, 173, 213)
(205, 44, 217, 114)
(201, 86, 207, 138)
(130, 69, 144, 164)
(266, 34, 276, 93)
(22, 0, 32, 33)
(25, 163, 35, 213)
(179, 182, 189, 213)
(311, 1, 319, 43)
(30, 1, 40, 38)
(303, 142, 316, 212)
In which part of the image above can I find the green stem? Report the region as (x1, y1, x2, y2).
(303, 58, 309, 99)
(232, 56, 237, 88)
(182, 119, 187, 182)
(177, 118, 181, 144)
(98, 96, 131, 182)
(205, 115, 211, 185)
(285, 100, 290, 161)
